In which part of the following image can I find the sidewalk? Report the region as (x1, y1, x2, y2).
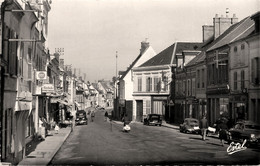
(18, 127, 71, 166)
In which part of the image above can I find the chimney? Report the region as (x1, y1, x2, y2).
(140, 39, 150, 54)
(213, 12, 238, 39)
(202, 25, 214, 42)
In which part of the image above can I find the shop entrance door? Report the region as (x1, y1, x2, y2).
(136, 100, 143, 122)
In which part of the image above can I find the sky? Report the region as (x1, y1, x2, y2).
(48, 0, 259, 82)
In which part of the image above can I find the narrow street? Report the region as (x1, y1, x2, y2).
(50, 109, 260, 165)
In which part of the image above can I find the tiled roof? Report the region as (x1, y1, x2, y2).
(207, 16, 255, 51)
(140, 43, 175, 67)
(140, 42, 202, 67)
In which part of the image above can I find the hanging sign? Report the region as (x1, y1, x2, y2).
(42, 84, 54, 93)
(36, 71, 47, 80)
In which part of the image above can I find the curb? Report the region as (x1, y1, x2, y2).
(47, 128, 72, 165)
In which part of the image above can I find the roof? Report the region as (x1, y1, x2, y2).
(120, 46, 150, 80)
(207, 16, 255, 51)
(140, 42, 202, 67)
(185, 53, 202, 67)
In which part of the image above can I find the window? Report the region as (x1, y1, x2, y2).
(192, 78, 195, 96)
(138, 77, 142, 92)
(8, 29, 18, 75)
(252, 57, 260, 85)
(241, 70, 245, 90)
(241, 44, 245, 50)
(197, 70, 200, 88)
(202, 69, 205, 88)
(187, 79, 190, 96)
(19, 42, 24, 77)
(146, 77, 152, 92)
(234, 72, 237, 90)
(146, 100, 151, 114)
(154, 77, 160, 92)
(234, 46, 237, 52)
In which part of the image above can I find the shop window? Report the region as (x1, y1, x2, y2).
(146, 100, 151, 114)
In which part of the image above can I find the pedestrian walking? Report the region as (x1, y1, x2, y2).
(218, 119, 228, 146)
(104, 111, 108, 121)
(91, 111, 95, 122)
(199, 115, 208, 141)
(55, 123, 60, 134)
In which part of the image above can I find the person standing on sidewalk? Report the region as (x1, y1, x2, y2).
(104, 111, 108, 121)
(91, 111, 95, 122)
(218, 119, 228, 146)
(200, 115, 208, 141)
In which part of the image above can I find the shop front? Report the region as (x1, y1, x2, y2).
(229, 94, 248, 123)
(207, 95, 230, 126)
(151, 96, 168, 120)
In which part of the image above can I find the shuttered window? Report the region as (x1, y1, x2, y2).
(138, 77, 142, 92)
(241, 70, 245, 89)
(252, 57, 260, 85)
(146, 77, 152, 92)
(202, 69, 205, 88)
(234, 72, 237, 90)
(154, 77, 159, 92)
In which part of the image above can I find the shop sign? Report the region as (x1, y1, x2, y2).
(36, 71, 47, 80)
(153, 96, 168, 100)
(50, 98, 60, 103)
(42, 84, 54, 93)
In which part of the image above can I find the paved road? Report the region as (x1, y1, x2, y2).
(50, 109, 260, 165)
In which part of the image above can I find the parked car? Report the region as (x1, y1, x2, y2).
(180, 118, 200, 134)
(75, 110, 88, 125)
(143, 114, 162, 126)
(227, 120, 260, 147)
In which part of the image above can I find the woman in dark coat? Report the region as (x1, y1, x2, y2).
(218, 120, 228, 146)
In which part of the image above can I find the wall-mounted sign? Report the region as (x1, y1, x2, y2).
(42, 84, 54, 93)
(36, 71, 47, 80)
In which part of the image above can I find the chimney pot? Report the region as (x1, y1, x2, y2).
(215, 14, 218, 18)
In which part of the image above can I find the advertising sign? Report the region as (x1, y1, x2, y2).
(36, 71, 47, 80)
(42, 84, 54, 93)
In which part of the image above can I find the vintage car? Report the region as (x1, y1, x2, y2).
(75, 110, 88, 125)
(227, 120, 260, 147)
(180, 118, 200, 134)
(143, 114, 162, 126)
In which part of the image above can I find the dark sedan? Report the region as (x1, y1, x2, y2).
(143, 114, 162, 126)
(228, 120, 260, 147)
(180, 118, 200, 134)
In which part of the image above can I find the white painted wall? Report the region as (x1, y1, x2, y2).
(123, 46, 156, 100)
